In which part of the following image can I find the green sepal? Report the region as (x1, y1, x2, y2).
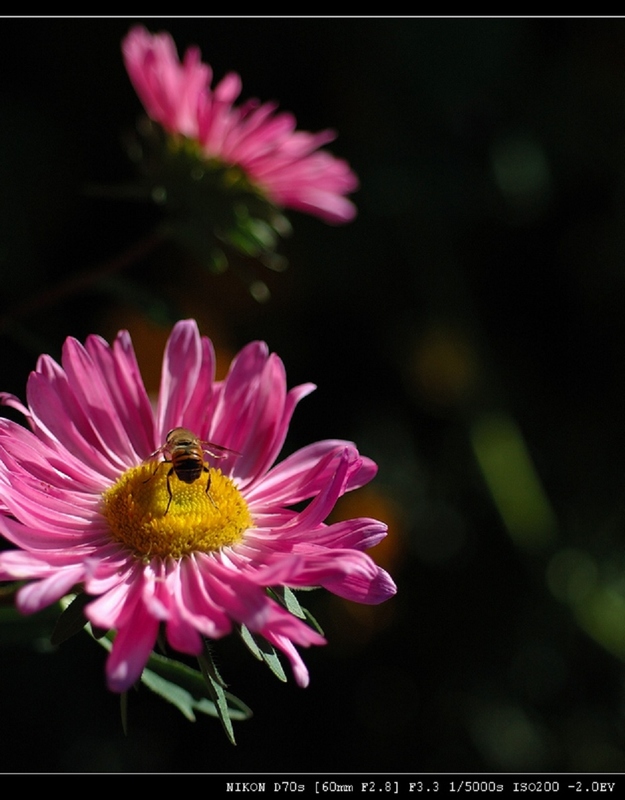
(238, 624, 287, 683)
(90, 624, 109, 640)
(127, 120, 292, 275)
(268, 586, 325, 636)
(238, 623, 263, 661)
(50, 591, 91, 645)
(269, 586, 306, 619)
(56, 594, 106, 639)
(302, 606, 325, 636)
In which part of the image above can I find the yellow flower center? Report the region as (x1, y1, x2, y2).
(101, 462, 252, 560)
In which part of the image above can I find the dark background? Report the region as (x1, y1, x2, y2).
(2, 16, 625, 773)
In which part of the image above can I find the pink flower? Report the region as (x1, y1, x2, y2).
(122, 26, 358, 224)
(0, 320, 395, 692)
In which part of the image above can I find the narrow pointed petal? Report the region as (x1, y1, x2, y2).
(155, 319, 214, 442)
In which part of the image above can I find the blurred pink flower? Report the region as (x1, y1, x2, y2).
(122, 26, 358, 224)
(0, 320, 395, 692)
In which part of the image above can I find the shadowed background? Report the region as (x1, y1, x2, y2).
(2, 17, 625, 773)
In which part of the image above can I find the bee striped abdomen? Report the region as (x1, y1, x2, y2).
(173, 455, 204, 484)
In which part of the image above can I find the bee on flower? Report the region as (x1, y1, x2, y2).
(143, 426, 238, 514)
(0, 320, 396, 695)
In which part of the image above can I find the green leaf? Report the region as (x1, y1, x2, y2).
(198, 648, 239, 745)
(141, 655, 251, 725)
(79, 610, 252, 730)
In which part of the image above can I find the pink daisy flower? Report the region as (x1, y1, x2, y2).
(0, 320, 395, 693)
(122, 26, 359, 225)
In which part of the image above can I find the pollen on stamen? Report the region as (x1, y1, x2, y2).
(101, 463, 252, 560)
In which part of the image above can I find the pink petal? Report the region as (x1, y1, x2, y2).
(16, 564, 86, 614)
(244, 439, 375, 506)
(257, 608, 327, 687)
(268, 447, 353, 535)
(169, 557, 233, 639)
(85, 331, 156, 459)
(262, 631, 311, 687)
(319, 559, 398, 605)
(61, 338, 141, 466)
(304, 517, 389, 551)
(155, 319, 214, 442)
(0, 513, 103, 557)
(85, 566, 143, 630)
(0, 392, 32, 422)
(0, 419, 108, 493)
(26, 370, 123, 480)
(165, 611, 204, 655)
(0, 550, 59, 580)
(106, 603, 160, 692)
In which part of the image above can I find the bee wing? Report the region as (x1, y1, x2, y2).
(199, 440, 240, 460)
(143, 443, 168, 464)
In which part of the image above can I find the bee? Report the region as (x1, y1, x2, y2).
(144, 427, 237, 515)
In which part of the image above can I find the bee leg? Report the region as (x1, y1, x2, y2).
(204, 467, 218, 508)
(164, 467, 174, 515)
(143, 460, 163, 485)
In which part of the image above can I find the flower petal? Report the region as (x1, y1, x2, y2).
(85, 331, 156, 460)
(320, 559, 398, 605)
(155, 319, 215, 443)
(245, 439, 376, 506)
(17, 564, 86, 614)
(106, 605, 160, 692)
